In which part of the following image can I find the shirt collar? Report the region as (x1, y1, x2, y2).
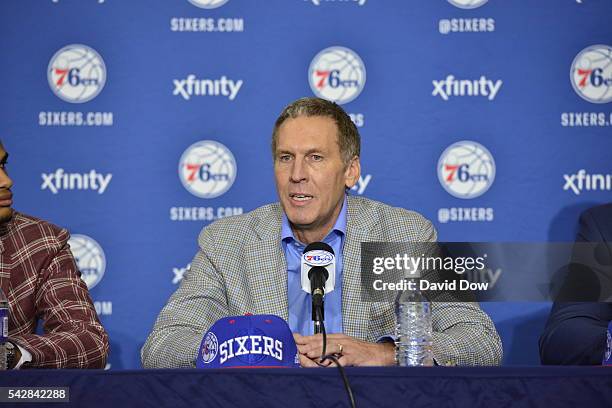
(281, 195, 348, 243)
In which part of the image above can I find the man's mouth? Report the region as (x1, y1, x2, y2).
(0, 191, 12, 207)
(289, 193, 313, 202)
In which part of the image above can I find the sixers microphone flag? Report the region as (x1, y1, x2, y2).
(301, 242, 335, 334)
(301, 242, 336, 296)
(196, 314, 299, 369)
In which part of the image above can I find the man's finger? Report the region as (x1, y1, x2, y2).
(336, 355, 351, 367)
(324, 333, 348, 340)
(297, 333, 324, 342)
(297, 341, 320, 357)
(299, 354, 319, 368)
(305, 347, 322, 359)
(318, 356, 335, 367)
(293, 333, 307, 343)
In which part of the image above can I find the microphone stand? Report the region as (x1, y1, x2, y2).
(312, 287, 325, 334)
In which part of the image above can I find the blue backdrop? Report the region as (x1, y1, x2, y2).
(1, 0, 611, 369)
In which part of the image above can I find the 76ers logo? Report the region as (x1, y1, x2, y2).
(179, 140, 237, 198)
(570, 45, 612, 104)
(447, 0, 488, 9)
(201, 332, 219, 364)
(68, 234, 106, 289)
(303, 250, 334, 266)
(438, 141, 495, 199)
(188, 0, 229, 8)
(308, 46, 366, 104)
(47, 45, 106, 103)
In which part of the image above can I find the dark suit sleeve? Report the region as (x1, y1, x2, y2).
(539, 208, 612, 365)
(539, 302, 611, 365)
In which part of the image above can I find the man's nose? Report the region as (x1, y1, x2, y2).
(0, 168, 13, 190)
(290, 158, 308, 183)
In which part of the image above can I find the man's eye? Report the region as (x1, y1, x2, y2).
(278, 155, 291, 162)
(311, 154, 323, 161)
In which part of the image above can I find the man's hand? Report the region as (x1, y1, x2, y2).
(8, 342, 22, 369)
(293, 333, 395, 367)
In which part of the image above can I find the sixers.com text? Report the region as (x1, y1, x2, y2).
(39, 111, 113, 127)
(170, 206, 243, 221)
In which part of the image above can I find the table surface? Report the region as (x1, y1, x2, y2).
(1, 366, 611, 408)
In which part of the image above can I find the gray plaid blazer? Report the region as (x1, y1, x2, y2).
(141, 196, 502, 368)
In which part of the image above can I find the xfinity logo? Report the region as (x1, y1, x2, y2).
(173, 264, 190, 284)
(432, 75, 502, 101)
(41, 169, 112, 194)
(563, 169, 612, 195)
(350, 174, 371, 195)
(173, 74, 243, 101)
(463, 268, 502, 290)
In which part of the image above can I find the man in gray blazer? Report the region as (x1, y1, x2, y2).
(142, 97, 502, 368)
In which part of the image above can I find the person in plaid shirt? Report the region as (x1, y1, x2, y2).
(0, 141, 108, 369)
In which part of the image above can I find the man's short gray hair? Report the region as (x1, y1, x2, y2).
(271, 97, 360, 164)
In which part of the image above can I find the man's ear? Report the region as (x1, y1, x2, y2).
(344, 156, 361, 189)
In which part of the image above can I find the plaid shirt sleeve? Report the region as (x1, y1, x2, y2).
(2, 213, 109, 369)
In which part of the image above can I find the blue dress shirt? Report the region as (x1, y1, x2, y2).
(281, 197, 347, 336)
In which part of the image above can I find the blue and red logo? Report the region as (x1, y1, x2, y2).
(47, 44, 106, 103)
(178, 140, 237, 198)
(188, 0, 229, 9)
(303, 250, 334, 266)
(437, 141, 496, 199)
(308, 46, 366, 104)
(570, 45, 612, 104)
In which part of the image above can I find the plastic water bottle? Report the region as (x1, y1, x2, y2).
(0, 288, 8, 370)
(395, 283, 434, 366)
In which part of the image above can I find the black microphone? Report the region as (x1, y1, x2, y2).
(309, 265, 328, 319)
(301, 242, 335, 334)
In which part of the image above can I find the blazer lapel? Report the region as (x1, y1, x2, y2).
(244, 205, 289, 321)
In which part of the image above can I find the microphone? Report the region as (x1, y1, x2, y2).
(301, 242, 335, 334)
